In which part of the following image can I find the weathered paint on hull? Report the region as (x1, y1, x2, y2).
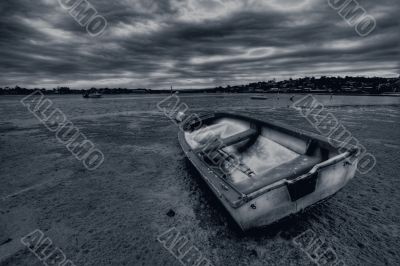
(227, 160, 357, 230)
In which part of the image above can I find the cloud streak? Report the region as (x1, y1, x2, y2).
(0, 0, 398, 89)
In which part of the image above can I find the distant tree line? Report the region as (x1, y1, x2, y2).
(203, 76, 400, 94)
(1, 76, 399, 95)
(0, 86, 153, 95)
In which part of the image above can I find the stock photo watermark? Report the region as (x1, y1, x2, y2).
(157, 94, 243, 176)
(21, 229, 75, 266)
(292, 94, 376, 174)
(21, 90, 105, 170)
(157, 227, 214, 266)
(58, 0, 108, 37)
(293, 229, 346, 266)
(328, 0, 376, 37)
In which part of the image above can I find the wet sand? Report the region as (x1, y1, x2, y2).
(0, 94, 399, 265)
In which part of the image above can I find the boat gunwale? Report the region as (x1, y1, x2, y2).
(178, 112, 359, 208)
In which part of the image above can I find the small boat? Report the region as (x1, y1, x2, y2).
(250, 96, 268, 100)
(83, 92, 102, 98)
(178, 112, 359, 230)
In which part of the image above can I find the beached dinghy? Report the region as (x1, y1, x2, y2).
(178, 112, 359, 231)
(250, 96, 268, 100)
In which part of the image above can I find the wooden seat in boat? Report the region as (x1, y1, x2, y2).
(194, 128, 258, 153)
(236, 150, 323, 194)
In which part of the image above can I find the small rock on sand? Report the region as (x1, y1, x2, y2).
(166, 209, 175, 217)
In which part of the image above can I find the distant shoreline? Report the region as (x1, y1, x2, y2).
(1, 92, 400, 97)
(0, 90, 400, 97)
(2, 76, 399, 96)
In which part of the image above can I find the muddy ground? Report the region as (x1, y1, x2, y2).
(0, 94, 399, 265)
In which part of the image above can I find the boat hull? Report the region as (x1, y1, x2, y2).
(224, 159, 357, 230)
(250, 96, 268, 100)
(83, 93, 102, 98)
(178, 112, 358, 231)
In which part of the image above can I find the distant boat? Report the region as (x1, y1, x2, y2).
(83, 92, 102, 98)
(178, 112, 359, 230)
(250, 95, 268, 100)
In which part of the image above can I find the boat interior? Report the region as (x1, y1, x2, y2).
(184, 115, 333, 194)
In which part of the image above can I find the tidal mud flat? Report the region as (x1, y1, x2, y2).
(0, 94, 399, 265)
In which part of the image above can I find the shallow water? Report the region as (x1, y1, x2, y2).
(0, 94, 399, 265)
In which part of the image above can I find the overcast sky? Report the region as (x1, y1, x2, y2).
(0, 0, 398, 89)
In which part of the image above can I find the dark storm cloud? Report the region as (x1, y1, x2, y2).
(0, 0, 398, 89)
